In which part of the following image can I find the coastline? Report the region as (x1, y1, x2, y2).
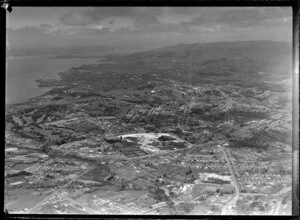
(6, 56, 101, 105)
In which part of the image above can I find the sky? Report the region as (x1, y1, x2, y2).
(6, 7, 293, 50)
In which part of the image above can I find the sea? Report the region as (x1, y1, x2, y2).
(6, 56, 101, 105)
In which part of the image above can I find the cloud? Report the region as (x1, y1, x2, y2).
(7, 7, 292, 50)
(7, 24, 54, 37)
(59, 7, 292, 35)
(182, 7, 292, 30)
(59, 7, 164, 27)
(59, 9, 95, 26)
(59, 7, 185, 35)
(7, 24, 60, 49)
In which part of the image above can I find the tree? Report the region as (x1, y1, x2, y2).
(41, 144, 50, 153)
(119, 183, 126, 191)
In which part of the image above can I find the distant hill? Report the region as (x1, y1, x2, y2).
(6, 46, 118, 58)
(103, 40, 292, 81)
(35, 41, 293, 91)
(120, 41, 291, 69)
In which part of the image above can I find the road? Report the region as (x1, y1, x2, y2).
(239, 186, 291, 198)
(61, 192, 98, 214)
(26, 165, 94, 213)
(272, 187, 291, 215)
(216, 87, 234, 124)
(249, 117, 284, 132)
(274, 186, 291, 197)
(216, 87, 233, 103)
(218, 138, 291, 216)
(216, 88, 233, 110)
(143, 203, 167, 214)
(273, 198, 283, 215)
(271, 187, 291, 215)
(128, 146, 188, 160)
(219, 144, 240, 215)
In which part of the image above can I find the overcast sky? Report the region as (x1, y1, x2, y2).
(7, 7, 292, 50)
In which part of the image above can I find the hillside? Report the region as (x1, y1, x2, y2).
(110, 41, 292, 79)
(34, 41, 292, 92)
(5, 40, 293, 215)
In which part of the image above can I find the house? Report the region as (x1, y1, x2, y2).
(5, 147, 18, 155)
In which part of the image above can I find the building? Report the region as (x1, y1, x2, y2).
(5, 147, 18, 155)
